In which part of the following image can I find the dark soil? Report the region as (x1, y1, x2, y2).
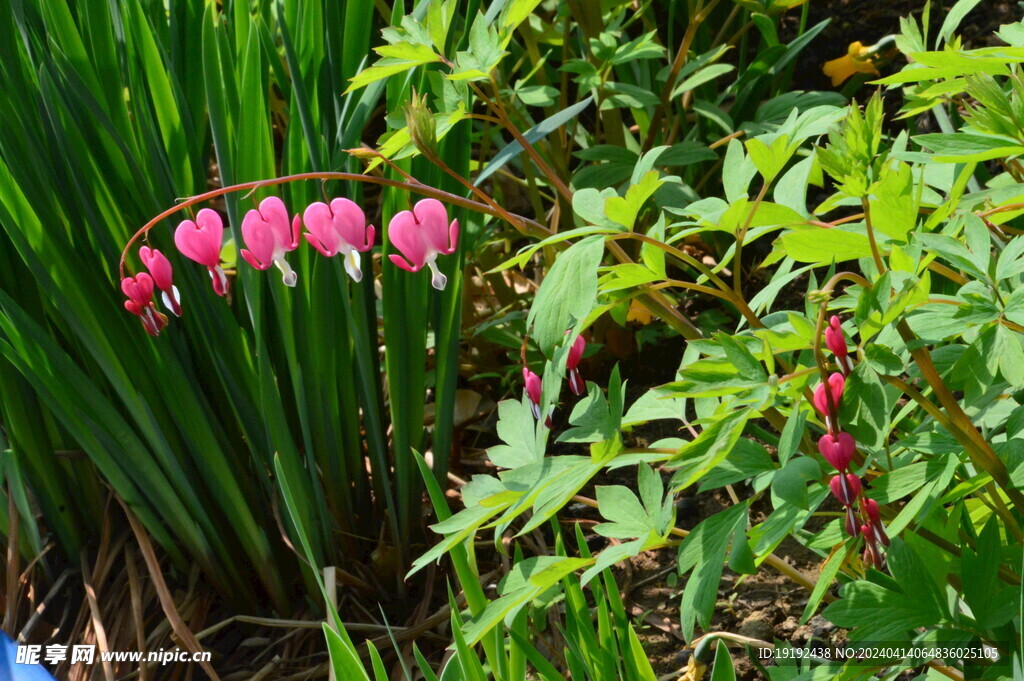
(614, 490, 834, 680)
(782, 0, 1021, 93)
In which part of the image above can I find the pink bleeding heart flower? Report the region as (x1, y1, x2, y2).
(303, 198, 375, 282)
(861, 524, 882, 567)
(813, 372, 845, 429)
(175, 208, 228, 296)
(829, 473, 861, 506)
(566, 332, 586, 396)
(523, 367, 542, 418)
(845, 506, 859, 537)
(863, 544, 881, 568)
(817, 431, 856, 472)
(522, 367, 552, 427)
(860, 497, 890, 546)
(387, 198, 459, 290)
(139, 246, 181, 317)
(825, 315, 854, 373)
(241, 197, 302, 286)
(122, 273, 167, 337)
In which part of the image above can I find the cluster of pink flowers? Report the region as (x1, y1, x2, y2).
(814, 315, 889, 568)
(121, 198, 458, 336)
(522, 331, 587, 428)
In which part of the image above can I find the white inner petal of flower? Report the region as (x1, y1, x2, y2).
(426, 258, 447, 291)
(275, 257, 297, 287)
(162, 286, 182, 316)
(343, 249, 363, 282)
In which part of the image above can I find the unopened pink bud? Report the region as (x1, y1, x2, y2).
(564, 332, 587, 396)
(813, 372, 845, 425)
(825, 315, 848, 357)
(139, 247, 181, 317)
(523, 367, 542, 418)
(862, 531, 882, 568)
(566, 333, 585, 370)
(860, 498, 880, 523)
(845, 506, 859, 537)
(121, 273, 167, 336)
(860, 498, 890, 546)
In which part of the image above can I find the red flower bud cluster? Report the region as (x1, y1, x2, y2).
(814, 316, 888, 568)
(121, 246, 180, 336)
(522, 332, 588, 429)
(825, 315, 854, 375)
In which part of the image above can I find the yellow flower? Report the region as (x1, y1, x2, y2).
(626, 299, 653, 325)
(823, 41, 881, 87)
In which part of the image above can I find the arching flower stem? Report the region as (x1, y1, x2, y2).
(118, 171, 550, 280)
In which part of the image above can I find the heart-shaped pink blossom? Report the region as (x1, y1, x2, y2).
(303, 198, 375, 282)
(817, 431, 855, 471)
(829, 473, 861, 506)
(387, 199, 459, 290)
(175, 209, 224, 268)
(813, 372, 845, 418)
(175, 209, 228, 296)
(241, 197, 302, 286)
(121, 272, 154, 306)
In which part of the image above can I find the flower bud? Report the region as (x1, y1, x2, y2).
(566, 332, 586, 396)
(825, 315, 848, 357)
(404, 89, 437, 156)
(860, 498, 890, 546)
(523, 368, 553, 427)
(861, 524, 882, 568)
(813, 372, 845, 428)
(139, 247, 181, 317)
(523, 367, 542, 418)
(121, 273, 168, 336)
(808, 289, 832, 305)
(845, 506, 859, 537)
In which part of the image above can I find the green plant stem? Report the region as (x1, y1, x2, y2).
(979, 201, 1024, 218)
(665, 279, 732, 300)
(926, 297, 1024, 333)
(464, 78, 574, 205)
(607, 232, 762, 327)
(456, 70, 709, 343)
(643, 0, 724, 150)
(883, 373, 1024, 542)
(861, 197, 887, 274)
(416, 143, 542, 239)
(895, 319, 1024, 515)
(734, 182, 771, 296)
